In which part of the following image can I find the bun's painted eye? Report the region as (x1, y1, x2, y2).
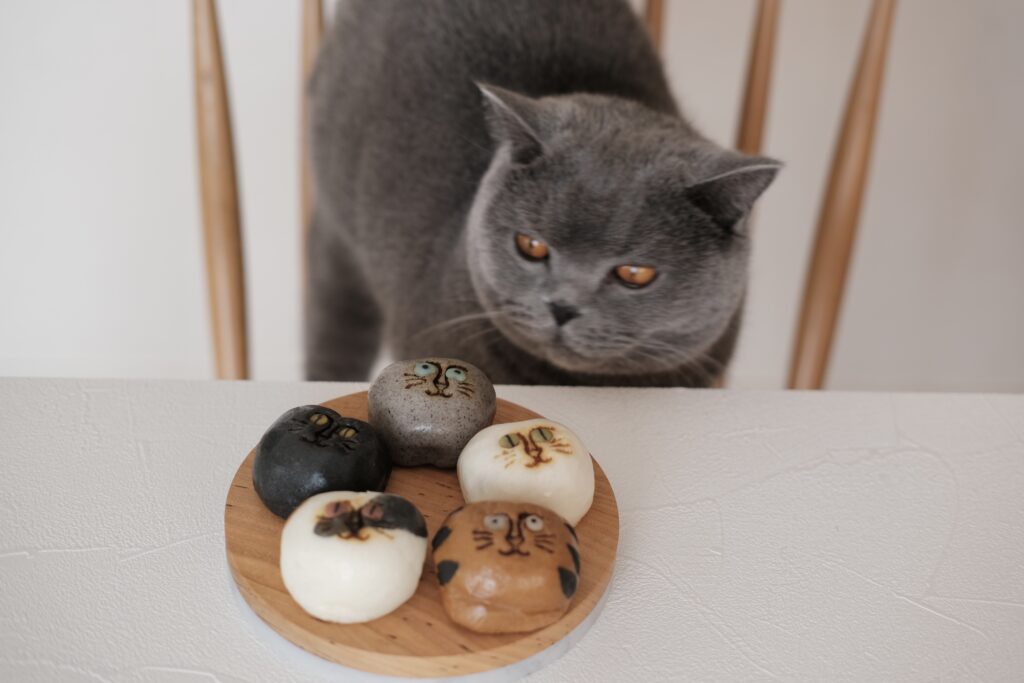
(515, 233, 549, 261)
(530, 427, 554, 442)
(414, 362, 437, 377)
(445, 366, 467, 382)
(322, 500, 352, 518)
(499, 433, 521, 449)
(309, 413, 330, 426)
(484, 514, 510, 531)
(524, 515, 544, 532)
(614, 265, 657, 288)
(337, 426, 358, 439)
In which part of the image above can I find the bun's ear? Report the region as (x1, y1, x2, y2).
(685, 156, 782, 234)
(476, 82, 545, 165)
(436, 560, 460, 586)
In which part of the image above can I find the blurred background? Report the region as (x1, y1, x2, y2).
(1, 0, 1021, 391)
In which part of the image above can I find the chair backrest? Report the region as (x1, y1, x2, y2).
(192, 0, 897, 388)
(192, 0, 324, 380)
(645, 0, 897, 389)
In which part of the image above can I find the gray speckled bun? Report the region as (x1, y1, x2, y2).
(368, 358, 497, 468)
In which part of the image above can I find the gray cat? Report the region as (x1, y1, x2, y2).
(306, 0, 779, 386)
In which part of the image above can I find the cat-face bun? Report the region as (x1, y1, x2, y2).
(458, 419, 594, 525)
(368, 358, 497, 468)
(431, 501, 581, 634)
(280, 491, 427, 623)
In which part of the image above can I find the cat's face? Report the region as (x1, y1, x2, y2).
(432, 501, 581, 633)
(402, 359, 476, 399)
(458, 418, 594, 525)
(466, 87, 779, 377)
(495, 422, 574, 469)
(313, 492, 428, 541)
(284, 405, 368, 451)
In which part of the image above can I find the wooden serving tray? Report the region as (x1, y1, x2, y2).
(224, 392, 619, 678)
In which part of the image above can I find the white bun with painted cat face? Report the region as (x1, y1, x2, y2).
(458, 419, 594, 525)
(280, 491, 428, 623)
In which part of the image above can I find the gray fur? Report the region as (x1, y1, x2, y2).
(306, 0, 779, 386)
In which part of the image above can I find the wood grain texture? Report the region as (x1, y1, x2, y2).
(788, 0, 898, 390)
(299, 0, 323, 287)
(644, 0, 665, 54)
(736, 0, 781, 155)
(224, 393, 619, 678)
(192, 0, 248, 380)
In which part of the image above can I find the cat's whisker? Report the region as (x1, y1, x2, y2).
(476, 327, 514, 356)
(666, 345, 726, 386)
(683, 347, 726, 372)
(457, 324, 509, 348)
(407, 319, 491, 343)
(406, 306, 526, 343)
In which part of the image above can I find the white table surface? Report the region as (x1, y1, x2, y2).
(1, 378, 1023, 682)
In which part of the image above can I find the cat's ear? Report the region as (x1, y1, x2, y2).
(476, 83, 545, 165)
(684, 155, 782, 234)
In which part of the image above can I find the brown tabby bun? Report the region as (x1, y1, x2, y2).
(431, 501, 581, 634)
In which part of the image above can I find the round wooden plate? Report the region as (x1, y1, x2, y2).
(224, 392, 619, 678)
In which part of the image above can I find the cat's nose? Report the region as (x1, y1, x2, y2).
(547, 300, 580, 327)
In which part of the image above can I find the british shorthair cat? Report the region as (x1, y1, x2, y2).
(306, 0, 780, 386)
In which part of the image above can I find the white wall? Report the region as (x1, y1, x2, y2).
(1, 0, 1022, 391)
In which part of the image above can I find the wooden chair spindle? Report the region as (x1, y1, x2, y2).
(192, 0, 249, 380)
(788, 0, 898, 389)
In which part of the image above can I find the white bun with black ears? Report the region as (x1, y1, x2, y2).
(458, 419, 595, 525)
(280, 491, 428, 623)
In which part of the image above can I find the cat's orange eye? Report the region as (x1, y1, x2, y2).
(515, 233, 549, 261)
(614, 265, 657, 288)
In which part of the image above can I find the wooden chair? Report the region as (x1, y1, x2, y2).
(192, 0, 897, 389)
